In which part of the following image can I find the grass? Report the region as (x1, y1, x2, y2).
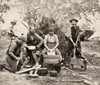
(0, 36, 100, 85)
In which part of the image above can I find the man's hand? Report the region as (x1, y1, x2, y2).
(16, 57, 22, 61)
(73, 43, 77, 47)
(23, 43, 29, 48)
(51, 48, 56, 52)
(37, 45, 41, 48)
(47, 49, 52, 52)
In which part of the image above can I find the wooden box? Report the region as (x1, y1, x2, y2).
(43, 54, 60, 65)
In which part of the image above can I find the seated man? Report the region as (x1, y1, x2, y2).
(42, 27, 62, 61)
(26, 28, 43, 67)
(6, 36, 25, 72)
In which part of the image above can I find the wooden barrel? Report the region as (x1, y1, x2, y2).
(43, 54, 60, 64)
(43, 54, 60, 65)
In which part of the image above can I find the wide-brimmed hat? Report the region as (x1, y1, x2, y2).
(18, 36, 26, 42)
(70, 19, 78, 23)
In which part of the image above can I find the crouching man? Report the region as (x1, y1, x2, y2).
(42, 27, 62, 61)
(6, 36, 26, 72)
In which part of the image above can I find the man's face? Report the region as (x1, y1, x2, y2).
(49, 31, 54, 36)
(30, 29, 35, 35)
(71, 21, 77, 26)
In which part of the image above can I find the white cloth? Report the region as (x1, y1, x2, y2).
(44, 34, 59, 43)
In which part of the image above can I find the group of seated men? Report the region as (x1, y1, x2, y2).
(6, 19, 85, 73)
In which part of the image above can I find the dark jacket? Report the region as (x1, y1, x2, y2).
(7, 41, 22, 59)
(71, 25, 82, 43)
(26, 32, 38, 46)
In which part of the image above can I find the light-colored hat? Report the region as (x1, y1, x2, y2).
(18, 36, 26, 42)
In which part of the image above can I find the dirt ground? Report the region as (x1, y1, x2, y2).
(0, 36, 100, 85)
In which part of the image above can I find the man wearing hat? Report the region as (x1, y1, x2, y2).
(6, 36, 26, 72)
(42, 27, 62, 60)
(65, 19, 85, 63)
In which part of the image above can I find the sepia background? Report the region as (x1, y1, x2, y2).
(0, 0, 100, 85)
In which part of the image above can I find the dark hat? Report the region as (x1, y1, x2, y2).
(70, 19, 78, 23)
(11, 21, 16, 25)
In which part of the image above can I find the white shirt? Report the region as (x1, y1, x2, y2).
(44, 34, 59, 44)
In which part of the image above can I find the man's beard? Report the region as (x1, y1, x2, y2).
(72, 24, 76, 27)
(49, 33, 54, 36)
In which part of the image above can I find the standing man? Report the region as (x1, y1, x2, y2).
(65, 19, 85, 63)
(26, 28, 43, 67)
(6, 36, 26, 72)
(42, 27, 62, 61)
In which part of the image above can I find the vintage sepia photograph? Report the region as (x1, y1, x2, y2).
(0, 0, 100, 85)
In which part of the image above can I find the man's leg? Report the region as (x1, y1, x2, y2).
(26, 48, 35, 65)
(76, 47, 85, 59)
(65, 50, 72, 65)
(76, 47, 87, 69)
(40, 48, 47, 65)
(36, 51, 42, 64)
(32, 52, 39, 66)
(6, 56, 18, 72)
(76, 41, 85, 59)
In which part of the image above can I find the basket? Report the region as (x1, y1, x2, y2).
(43, 54, 60, 65)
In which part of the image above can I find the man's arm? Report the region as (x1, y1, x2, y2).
(65, 27, 76, 45)
(8, 43, 20, 60)
(69, 37, 75, 45)
(44, 35, 50, 51)
(52, 35, 59, 50)
(8, 52, 20, 60)
(34, 33, 43, 48)
(76, 26, 84, 43)
(78, 26, 84, 34)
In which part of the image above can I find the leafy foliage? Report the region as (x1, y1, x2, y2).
(18, 0, 100, 58)
(1, 0, 100, 57)
(0, 0, 10, 23)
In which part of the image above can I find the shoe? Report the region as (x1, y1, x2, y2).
(29, 73, 39, 78)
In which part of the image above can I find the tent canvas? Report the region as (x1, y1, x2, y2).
(88, 31, 100, 40)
